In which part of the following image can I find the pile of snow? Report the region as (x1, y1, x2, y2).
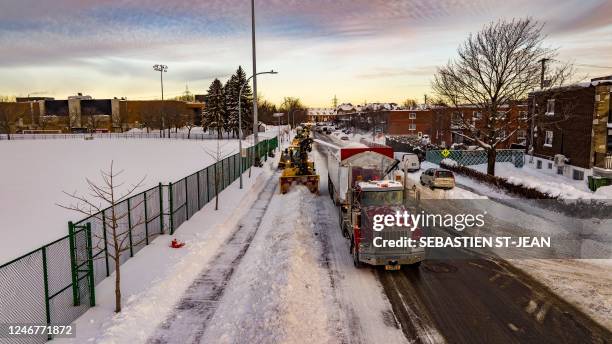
(468, 162, 602, 200)
(440, 158, 458, 167)
(594, 185, 612, 198)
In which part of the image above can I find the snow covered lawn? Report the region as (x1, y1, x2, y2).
(465, 161, 605, 200)
(0, 138, 244, 264)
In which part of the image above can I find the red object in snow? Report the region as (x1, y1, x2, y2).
(170, 238, 185, 248)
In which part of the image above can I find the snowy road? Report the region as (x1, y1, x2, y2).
(314, 133, 612, 343)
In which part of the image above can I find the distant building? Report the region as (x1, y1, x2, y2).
(307, 107, 336, 122)
(0, 96, 204, 133)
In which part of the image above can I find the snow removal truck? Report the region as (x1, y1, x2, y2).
(328, 147, 425, 270)
(279, 127, 320, 194)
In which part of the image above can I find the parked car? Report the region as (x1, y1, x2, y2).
(420, 168, 455, 189)
(394, 152, 420, 172)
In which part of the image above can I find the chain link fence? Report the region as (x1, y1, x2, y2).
(0, 136, 277, 343)
(426, 149, 524, 168)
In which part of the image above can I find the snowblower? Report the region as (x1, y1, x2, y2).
(279, 131, 320, 194)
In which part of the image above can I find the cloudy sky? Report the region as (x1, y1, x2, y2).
(1, 0, 611, 106)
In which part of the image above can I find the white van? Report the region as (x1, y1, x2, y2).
(394, 152, 420, 172)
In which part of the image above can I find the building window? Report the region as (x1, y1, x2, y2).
(409, 123, 416, 131)
(519, 111, 528, 120)
(548, 162, 553, 169)
(473, 111, 482, 120)
(546, 99, 555, 116)
(557, 166, 564, 175)
(517, 129, 527, 140)
(536, 160, 542, 169)
(573, 169, 584, 181)
(544, 130, 553, 147)
(409, 112, 416, 119)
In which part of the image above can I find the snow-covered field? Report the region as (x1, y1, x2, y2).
(0, 137, 260, 264)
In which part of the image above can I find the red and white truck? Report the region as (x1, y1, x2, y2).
(327, 147, 425, 269)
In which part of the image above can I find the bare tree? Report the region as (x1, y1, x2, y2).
(57, 162, 146, 313)
(402, 98, 418, 109)
(432, 18, 572, 175)
(203, 141, 235, 210)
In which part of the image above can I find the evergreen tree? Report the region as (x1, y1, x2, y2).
(202, 79, 226, 139)
(225, 66, 253, 138)
(224, 74, 239, 137)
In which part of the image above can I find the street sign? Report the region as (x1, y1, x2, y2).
(441, 149, 450, 158)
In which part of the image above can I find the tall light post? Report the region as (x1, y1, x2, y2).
(238, 70, 277, 189)
(153, 64, 168, 137)
(251, 0, 261, 167)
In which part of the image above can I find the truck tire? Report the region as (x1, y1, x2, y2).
(351, 243, 362, 268)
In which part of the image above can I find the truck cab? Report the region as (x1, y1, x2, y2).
(344, 180, 425, 270)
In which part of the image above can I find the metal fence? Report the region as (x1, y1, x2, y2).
(426, 149, 525, 168)
(0, 136, 277, 343)
(0, 132, 249, 141)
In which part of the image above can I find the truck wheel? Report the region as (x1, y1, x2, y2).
(352, 245, 362, 268)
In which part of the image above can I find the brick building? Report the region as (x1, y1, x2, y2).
(527, 76, 612, 180)
(0, 97, 204, 134)
(336, 103, 528, 148)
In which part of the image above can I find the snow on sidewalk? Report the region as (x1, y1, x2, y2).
(55, 161, 275, 344)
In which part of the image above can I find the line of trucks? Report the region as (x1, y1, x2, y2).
(279, 126, 425, 270)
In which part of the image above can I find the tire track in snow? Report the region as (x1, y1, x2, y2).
(146, 172, 279, 344)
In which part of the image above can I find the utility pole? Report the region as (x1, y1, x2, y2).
(251, 0, 261, 167)
(530, 58, 550, 163)
(153, 64, 168, 138)
(239, 70, 277, 188)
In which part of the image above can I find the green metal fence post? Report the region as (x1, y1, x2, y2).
(127, 198, 134, 257)
(185, 178, 190, 220)
(68, 221, 80, 306)
(196, 171, 201, 210)
(158, 182, 164, 234)
(169, 182, 175, 235)
(41, 246, 51, 339)
(101, 210, 110, 277)
(86, 223, 96, 306)
(206, 167, 210, 202)
(221, 159, 225, 190)
(144, 193, 149, 245)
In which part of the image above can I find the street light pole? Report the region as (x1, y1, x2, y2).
(251, 0, 260, 167)
(153, 64, 168, 138)
(238, 70, 277, 188)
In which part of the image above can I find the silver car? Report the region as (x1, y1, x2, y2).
(420, 168, 455, 189)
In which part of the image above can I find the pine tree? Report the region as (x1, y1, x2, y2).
(202, 79, 226, 139)
(225, 74, 239, 137)
(229, 66, 253, 138)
